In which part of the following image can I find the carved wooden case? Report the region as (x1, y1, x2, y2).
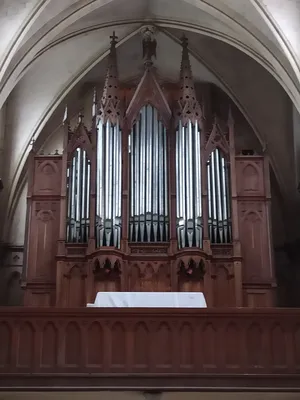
(23, 150, 275, 307)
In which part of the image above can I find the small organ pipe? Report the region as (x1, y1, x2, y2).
(76, 149, 80, 224)
(207, 148, 232, 244)
(87, 161, 90, 219)
(66, 148, 90, 243)
(82, 150, 86, 228)
(163, 122, 168, 219)
(71, 156, 76, 220)
(207, 161, 212, 239)
(221, 157, 227, 220)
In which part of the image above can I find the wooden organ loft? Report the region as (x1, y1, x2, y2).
(23, 29, 275, 308)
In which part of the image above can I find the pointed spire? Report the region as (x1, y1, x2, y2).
(174, 35, 203, 127)
(99, 32, 122, 125)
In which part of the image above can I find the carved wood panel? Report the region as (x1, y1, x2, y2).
(33, 158, 62, 196)
(211, 263, 235, 307)
(235, 157, 265, 197)
(128, 262, 171, 292)
(238, 202, 270, 282)
(61, 263, 87, 307)
(27, 201, 60, 281)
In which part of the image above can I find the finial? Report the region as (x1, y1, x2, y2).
(63, 105, 69, 125)
(110, 31, 118, 45)
(141, 25, 157, 68)
(30, 135, 37, 152)
(92, 87, 98, 118)
(181, 34, 188, 49)
(78, 111, 84, 124)
(99, 32, 122, 125)
(174, 34, 202, 127)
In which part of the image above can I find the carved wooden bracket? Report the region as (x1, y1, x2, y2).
(93, 258, 121, 281)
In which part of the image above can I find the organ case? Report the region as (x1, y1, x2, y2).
(23, 31, 275, 307)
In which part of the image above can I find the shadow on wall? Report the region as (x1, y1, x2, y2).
(4, 271, 23, 306)
(275, 240, 300, 307)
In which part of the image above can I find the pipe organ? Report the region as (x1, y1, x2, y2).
(23, 29, 276, 308)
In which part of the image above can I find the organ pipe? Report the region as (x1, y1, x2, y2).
(96, 120, 122, 248)
(176, 120, 202, 248)
(207, 148, 232, 243)
(66, 148, 90, 242)
(129, 105, 169, 242)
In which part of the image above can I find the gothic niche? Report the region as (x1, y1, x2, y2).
(178, 259, 206, 292)
(93, 258, 121, 292)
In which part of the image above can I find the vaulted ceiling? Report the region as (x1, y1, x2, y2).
(1, 0, 300, 239)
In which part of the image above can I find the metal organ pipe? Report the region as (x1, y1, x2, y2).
(129, 105, 168, 242)
(96, 120, 122, 248)
(207, 148, 232, 243)
(176, 120, 202, 248)
(66, 147, 90, 243)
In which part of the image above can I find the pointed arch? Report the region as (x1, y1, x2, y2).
(204, 118, 229, 160)
(126, 68, 171, 128)
(67, 123, 92, 161)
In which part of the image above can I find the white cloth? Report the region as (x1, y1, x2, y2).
(87, 292, 207, 308)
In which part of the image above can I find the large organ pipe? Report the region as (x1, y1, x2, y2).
(96, 120, 122, 248)
(66, 147, 90, 243)
(176, 120, 203, 248)
(129, 105, 168, 242)
(207, 148, 232, 243)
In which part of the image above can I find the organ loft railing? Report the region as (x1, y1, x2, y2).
(23, 27, 275, 308)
